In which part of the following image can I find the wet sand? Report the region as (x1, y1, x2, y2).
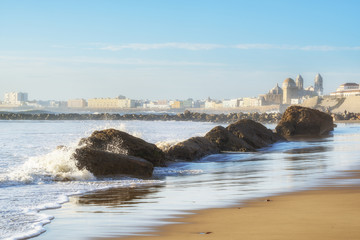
(103, 171, 360, 240)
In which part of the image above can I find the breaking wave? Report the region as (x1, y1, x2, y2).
(0, 146, 95, 185)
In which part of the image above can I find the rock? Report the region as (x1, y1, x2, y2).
(227, 119, 285, 149)
(165, 136, 220, 161)
(275, 106, 334, 136)
(79, 129, 166, 166)
(204, 126, 256, 152)
(73, 147, 154, 177)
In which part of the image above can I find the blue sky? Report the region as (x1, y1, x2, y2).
(1, 0, 359, 101)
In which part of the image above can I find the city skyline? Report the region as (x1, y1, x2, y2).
(1, 0, 360, 101)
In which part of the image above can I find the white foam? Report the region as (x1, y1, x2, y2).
(1, 146, 95, 184)
(155, 139, 182, 151)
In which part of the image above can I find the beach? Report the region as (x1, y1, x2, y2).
(107, 171, 360, 240)
(2, 121, 360, 239)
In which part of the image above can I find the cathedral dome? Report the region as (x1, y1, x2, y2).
(282, 78, 296, 88)
(269, 84, 283, 94)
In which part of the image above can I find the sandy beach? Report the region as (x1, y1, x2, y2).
(103, 171, 360, 240)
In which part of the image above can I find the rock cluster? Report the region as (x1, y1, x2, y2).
(78, 129, 166, 167)
(71, 106, 334, 178)
(276, 106, 334, 136)
(73, 120, 284, 177)
(331, 111, 360, 121)
(74, 147, 154, 177)
(163, 119, 284, 161)
(73, 129, 166, 178)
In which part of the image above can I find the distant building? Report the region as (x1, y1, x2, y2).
(204, 99, 222, 109)
(143, 100, 170, 109)
(170, 100, 183, 109)
(282, 78, 300, 105)
(330, 83, 360, 97)
(88, 97, 135, 109)
(36, 100, 67, 108)
(314, 73, 324, 96)
(4, 92, 28, 105)
(262, 74, 323, 105)
(182, 99, 194, 108)
(67, 99, 87, 108)
(262, 84, 283, 105)
(239, 97, 263, 107)
(222, 99, 239, 108)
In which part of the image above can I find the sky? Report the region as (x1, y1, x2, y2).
(1, 0, 360, 101)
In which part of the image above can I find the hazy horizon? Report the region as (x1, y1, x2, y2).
(1, 0, 360, 101)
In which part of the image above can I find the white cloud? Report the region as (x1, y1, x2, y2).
(99, 42, 360, 52)
(0, 55, 224, 67)
(99, 42, 225, 51)
(234, 44, 360, 51)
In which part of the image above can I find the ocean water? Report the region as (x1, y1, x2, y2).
(0, 120, 359, 240)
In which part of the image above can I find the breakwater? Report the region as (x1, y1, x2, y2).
(0, 110, 358, 123)
(0, 110, 282, 123)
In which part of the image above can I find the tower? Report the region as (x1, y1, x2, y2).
(282, 78, 298, 104)
(314, 73, 323, 96)
(295, 74, 304, 90)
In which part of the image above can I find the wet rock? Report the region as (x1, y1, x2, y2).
(227, 119, 285, 149)
(79, 128, 166, 166)
(204, 126, 255, 152)
(73, 147, 153, 177)
(275, 106, 334, 136)
(165, 136, 220, 161)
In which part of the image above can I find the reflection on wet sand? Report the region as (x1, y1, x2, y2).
(283, 137, 334, 172)
(72, 185, 164, 207)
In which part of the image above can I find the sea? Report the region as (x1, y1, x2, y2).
(0, 120, 359, 240)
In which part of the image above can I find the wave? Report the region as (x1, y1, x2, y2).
(0, 123, 150, 186)
(0, 146, 95, 185)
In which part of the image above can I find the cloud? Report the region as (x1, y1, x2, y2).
(0, 55, 224, 67)
(99, 42, 225, 51)
(98, 42, 360, 52)
(234, 44, 360, 51)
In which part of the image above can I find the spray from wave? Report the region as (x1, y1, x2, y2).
(1, 145, 95, 185)
(0, 123, 148, 185)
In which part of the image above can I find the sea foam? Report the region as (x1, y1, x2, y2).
(1, 146, 95, 185)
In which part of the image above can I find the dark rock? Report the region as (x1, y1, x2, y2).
(204, 126, 255, 152)
(74, 147, 153, 177)
(165, 136, 220, 161)
(275, 106, 334, 136)
(79, 129, 166, 166)
(227, 119, 285, 149)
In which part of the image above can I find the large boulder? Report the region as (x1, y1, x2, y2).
(204, 126, 256, 152)
(165, 136, 220, 161)
(226, 119, 285, 149)
(275, 106, 334, 136)
(79, 129, 166, 166)
(73, 147, 154, 178)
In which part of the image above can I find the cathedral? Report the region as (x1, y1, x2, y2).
(262, 74, 323, 105)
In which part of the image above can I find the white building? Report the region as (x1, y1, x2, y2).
(68, 99, 87, 108)
(204, 100, 222, 109)
(4, 92, 28, 105)
(330, 83, 360, 97)
(87, 98, 135, 109)
(239, 97, 263, 107)
(222, 99, 239, 108)
(143, 101, 170, 109)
